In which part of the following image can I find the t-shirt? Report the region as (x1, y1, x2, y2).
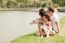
(50, 13, 59, 31)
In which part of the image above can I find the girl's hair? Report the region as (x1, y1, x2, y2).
(44, 14, 51, 21)
(39, 8, 46, 17)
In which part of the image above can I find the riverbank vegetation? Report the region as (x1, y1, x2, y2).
(0, 0, 65, 9)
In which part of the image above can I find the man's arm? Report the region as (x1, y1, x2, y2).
(55, 21, 60, 33)
(54, 15, 60, 34)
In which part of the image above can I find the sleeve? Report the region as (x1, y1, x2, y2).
(54, 16, 59, 22)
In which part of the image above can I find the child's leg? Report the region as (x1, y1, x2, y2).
(42, 29, 47, 37)
(36, 29, 46, 37)
(42, 27, 48, 37)
(40, 29, 44, 37)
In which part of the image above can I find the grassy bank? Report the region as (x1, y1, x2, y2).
(11, 17, 65, 43)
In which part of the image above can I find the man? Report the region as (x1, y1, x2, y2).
(46, 7, 60, 34)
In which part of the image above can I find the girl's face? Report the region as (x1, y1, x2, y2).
(41, 16, 48, 22)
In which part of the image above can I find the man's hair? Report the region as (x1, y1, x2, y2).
(39, 8, 46, 17)
(48, 7, 54, 13)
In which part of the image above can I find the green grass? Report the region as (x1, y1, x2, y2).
(60, 17, 65, 28)
(11, 17, 65, 43)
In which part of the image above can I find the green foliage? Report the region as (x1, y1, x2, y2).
(6, 0, 17, 8)
(16, 0, 24, 2)
(0, 0, 65, 8)
(41, 3, 47, 7)
(60, 17, 65, 28)
(52, 0, 65, 7)
(0, 0, 54, 8)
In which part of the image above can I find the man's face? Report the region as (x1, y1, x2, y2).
(46, 10, 50, 16)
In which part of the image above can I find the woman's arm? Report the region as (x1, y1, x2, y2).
(30, 18, 43, 24)
(55, 21, 60, 33)
(38, 22, 42, 36)
(30, 19, 39, 24)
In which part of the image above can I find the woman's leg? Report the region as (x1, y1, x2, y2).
(36, 29, 44, 37)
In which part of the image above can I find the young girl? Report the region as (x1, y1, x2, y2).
(40, 14, 54, 37)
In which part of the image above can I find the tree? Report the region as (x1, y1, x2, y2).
(52, 0, 65, 7)
(0, 0, 2, 8)
(6, 0, 17, 8)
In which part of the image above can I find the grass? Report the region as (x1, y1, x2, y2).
(11, 17, 65, 43)
(60, 17, 65, 28)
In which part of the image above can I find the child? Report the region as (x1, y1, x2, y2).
(40, 14, 54, 37)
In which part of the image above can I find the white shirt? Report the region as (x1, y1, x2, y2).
(50, 13, 59, 31)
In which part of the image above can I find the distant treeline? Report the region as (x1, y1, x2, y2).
(0, 0, 65, 8)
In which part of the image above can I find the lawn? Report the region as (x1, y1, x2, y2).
(11, 17, 65, 43)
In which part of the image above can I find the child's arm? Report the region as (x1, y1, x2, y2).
(47, 22, 52, 37)
(48, 22, 52, 32)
